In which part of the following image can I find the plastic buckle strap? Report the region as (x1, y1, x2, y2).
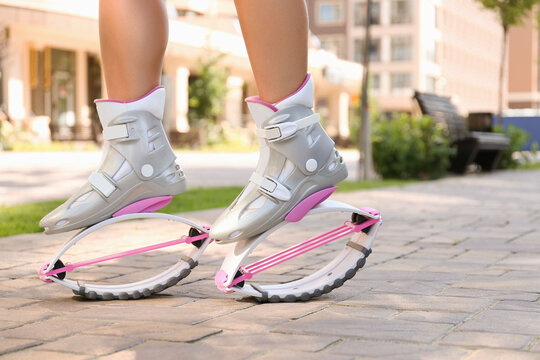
(88, 172, 117, 198)
(249, 173, 291, 201)
(256, 113, 320, 143)
(103, 124, 129, 141)
(38, 232, 210, 279)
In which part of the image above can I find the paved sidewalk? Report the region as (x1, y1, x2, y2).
(1, 169, 539, 359)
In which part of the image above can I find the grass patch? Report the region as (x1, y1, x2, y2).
(0, 179, 415, 237)
(336, 179, 417, 192)
(515, 161, 540, 170)
(0, 199, 64, 237)
(10, 141, 99, 152)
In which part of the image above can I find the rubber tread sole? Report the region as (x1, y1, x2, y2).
(257, 256, 367, 303)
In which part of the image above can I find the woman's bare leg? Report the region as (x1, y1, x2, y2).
(234, 0, 308, 103)
(40, 0, 185, 234)
(210, 0, 348, 243)
(99, 0, 168, 100)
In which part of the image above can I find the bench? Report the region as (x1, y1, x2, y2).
(413, 92, 510, 174)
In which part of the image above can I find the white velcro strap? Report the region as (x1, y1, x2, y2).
(88, 172, 116, 198)
(103, 124, 129, 141)
(256, 113, 320, 143)
(249, 173, 291, 201)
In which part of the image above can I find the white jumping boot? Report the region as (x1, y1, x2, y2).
(40, 86, 186, 234)
(210, 74, 348, 243)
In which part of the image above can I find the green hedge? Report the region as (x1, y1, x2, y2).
(372, 114, 454, 179)
(494, 124, 535, 169)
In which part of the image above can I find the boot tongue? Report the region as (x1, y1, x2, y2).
(245, 73, 314, 127)
(95, 86, 166, 127)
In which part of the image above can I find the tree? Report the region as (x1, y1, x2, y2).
(475, 0, 540, 125)
(358, 0, 375, 179)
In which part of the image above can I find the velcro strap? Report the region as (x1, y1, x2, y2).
(257, 113, 320, 142)
(88, 172, 116, 198)
(249, 173, 291, 201)
(103, 124, 129, 141)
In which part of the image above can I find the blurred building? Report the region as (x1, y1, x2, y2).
(307, 0, 504, 115)
(507, 15, 539, 110)
(0, 0, 361, 143)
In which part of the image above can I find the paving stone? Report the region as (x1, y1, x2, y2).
(0, 338, 41, 355)
(254, 350, 354, 360)
(0, 297, 39, 309)
(437, 287, 539, 302)
(466, 348, 540, 360)
(99, 340, 260, 360)
(370, 280, 450, 296)
(0, 320, 21, 331)
(0, 318, 109, 341)
(0, 308, 56, 323)
(492, 300, 540, 313)
(83, 321, 221, 342)
(273, 306, 450, 343)
(35, 334, 141, 356)
(393, 310, 468, 324)
(449, 274, 540, 294)
(439, 331, 532, 349)
(0, 350, 90, 360)
(66, 302, 247, 325)
(198, 311, 289, 332)
(356, 269, 464, 283)
(0, 278, 46, 290)
(459, 309, 540, 336)
(338, 292, 492, 313)
(17, 297, 105, 313)
(201, 331, 340, 353)
(330, 339, 470, 359)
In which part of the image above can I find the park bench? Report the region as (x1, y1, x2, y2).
(413, 91, 510, 174)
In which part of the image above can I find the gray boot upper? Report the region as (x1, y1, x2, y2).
(40, 87, 186, 234)
(210, 74, 348, 243)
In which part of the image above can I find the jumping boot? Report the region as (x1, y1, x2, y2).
(210, 74, 348, 243)
(40, 86, 186, 234)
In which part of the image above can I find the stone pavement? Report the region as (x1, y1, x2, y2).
(0, 169, 539, 359)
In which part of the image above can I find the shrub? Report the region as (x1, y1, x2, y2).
(188, 54, 229, 146)
(372, 114, 453, 179)
(493, 124, 534, 169)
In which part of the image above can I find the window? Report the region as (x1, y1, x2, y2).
(354, 1, 381, 26)
(317, 1, 345, 25)
(425, 76, 436, 93)
(391, 73, 412, 90)
(391, 36, 412, 61)
(354, 38, 381, 62)
(391, 0, 412, 24)
(424, 1, 437, 29)
(319, 36, 345, 59)
(370, 73, 380, 90)
(425, 39, 437, 62)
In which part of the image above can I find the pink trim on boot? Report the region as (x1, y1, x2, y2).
(112, 196, 173, 217)
(275, 73, 311, 106)
(245, 96, 279, 112)
(94, 86, 164, 104)
(245, 73, 311, 112)
(285, 186, 337, 223)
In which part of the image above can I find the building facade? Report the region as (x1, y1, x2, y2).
(308, 0, 504, 115)
(0, 0, 362, 143)
(507, 15, 540, 109)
